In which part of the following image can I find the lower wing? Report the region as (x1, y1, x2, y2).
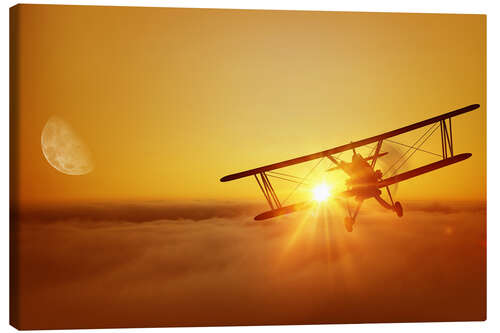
(377, 153, 471, 188)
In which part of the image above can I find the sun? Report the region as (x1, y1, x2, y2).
(312, 183, 331, 202)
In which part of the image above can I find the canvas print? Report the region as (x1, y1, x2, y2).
(10, 4, 486, 330)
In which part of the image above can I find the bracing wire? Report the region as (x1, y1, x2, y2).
(266, 174, 312, 187)
(388, 124, 441, 177)
(282, 157, 325, 205)
(385, 139, 441, 157)
(267, 123, 442, 204)
(384, 123, 439, 175)
(268, 170, 308, 181)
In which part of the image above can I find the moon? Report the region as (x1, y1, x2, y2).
(41, 116, 94, 175)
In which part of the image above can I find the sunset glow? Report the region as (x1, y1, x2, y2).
(11, 5, 486, 329)
(312, 183, 331, 202)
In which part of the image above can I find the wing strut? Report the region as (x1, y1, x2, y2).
(254, 173, 281, 210)
(371, 140, 383, 168)
(440, 119, 454, 158)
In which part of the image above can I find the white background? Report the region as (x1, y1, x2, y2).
(1, 0, 497, 332)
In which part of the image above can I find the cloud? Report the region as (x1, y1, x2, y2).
(12, 201, 486, 329)
(18, 200, 262, 223)
(18, 199, 485, 223)
(401, 201, 486, 214)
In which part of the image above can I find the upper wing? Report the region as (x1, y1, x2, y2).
(220, 104, 479, 182)
(377, 153, 471, 188)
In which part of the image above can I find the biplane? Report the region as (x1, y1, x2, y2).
(220, 104, 479, 232)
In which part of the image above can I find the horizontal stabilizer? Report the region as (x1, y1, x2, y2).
(254, 201, 313, 221)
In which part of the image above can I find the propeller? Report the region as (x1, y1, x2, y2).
(376, 141, 410, 196)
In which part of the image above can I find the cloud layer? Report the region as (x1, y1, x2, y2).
(12, 200, 486, 329)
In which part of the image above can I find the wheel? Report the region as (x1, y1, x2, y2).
(344, 217, 354, 232)
(394, 201, 403, 217)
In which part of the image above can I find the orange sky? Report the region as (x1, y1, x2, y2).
(12, 5, 486, 205)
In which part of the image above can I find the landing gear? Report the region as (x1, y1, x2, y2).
(394, 201, 403, 217)
(343, 199, 363, 232)
(344, 217, 354, 232)
(384, 186, 403, 218)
